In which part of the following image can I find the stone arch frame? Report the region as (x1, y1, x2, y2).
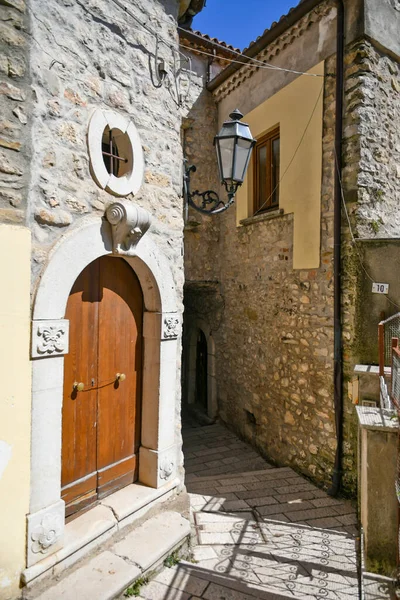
(186, 319, 217, 420)
(27, 216, 180, 568)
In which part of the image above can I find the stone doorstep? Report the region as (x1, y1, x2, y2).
(22, 478, 180, 587)
(24, 511, 191, 600)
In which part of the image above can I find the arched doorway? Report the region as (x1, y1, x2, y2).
(183, 319, 218, 421)
(27, 220, 181, 571)
(61, 256, 143, 518)
(195, 329, 208, 413)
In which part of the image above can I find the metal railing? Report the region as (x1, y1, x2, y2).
(391, 338, 400, 411)
(390, 338, 400, 576)
(380, 375, 393, 411)
(379, 312, 400, 376)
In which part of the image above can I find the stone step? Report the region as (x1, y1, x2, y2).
(25, 511, 191, 600)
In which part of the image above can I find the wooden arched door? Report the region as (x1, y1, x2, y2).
(61, 256, 143, 518)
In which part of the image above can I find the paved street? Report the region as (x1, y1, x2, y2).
(135, 422, 364, 600)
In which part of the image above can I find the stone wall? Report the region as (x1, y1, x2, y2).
(212, 57, 339, 487)
(181, 4, 373, 492)
(343, 40, 400, 240)
(0, 0, 31, 223)
(26, 0, 185, 295)
(182, 50, 341, 487)
(341, 38, 400, 466)
(341, 38, 400, 374)
(21, 0, 188, 489)
(180, 49, 222, 283)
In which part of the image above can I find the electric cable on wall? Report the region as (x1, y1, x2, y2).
(334, 149, 400, 311)
(253, 83, 324, 217)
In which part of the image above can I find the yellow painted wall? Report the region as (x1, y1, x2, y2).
(235, 62, 324, 269)
(0, 225, 31, 599)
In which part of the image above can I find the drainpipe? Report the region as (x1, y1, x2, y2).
(328, 0, 345, 497)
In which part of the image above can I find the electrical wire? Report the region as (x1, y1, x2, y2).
(179, 43, 325, 77)
(109, 0, 325, 79)
(334, 149, 400, 311)
(179, 29, 325, 78)
(253, 83, 324, 217)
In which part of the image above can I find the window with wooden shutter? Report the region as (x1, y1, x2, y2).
(253, 127, 280, 214)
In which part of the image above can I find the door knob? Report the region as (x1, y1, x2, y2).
(116, 373, 126, 382)
(73, 381, 85, 392)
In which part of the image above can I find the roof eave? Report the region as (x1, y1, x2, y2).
(179, 29, 240, 60)
(207, 0, 325, 92)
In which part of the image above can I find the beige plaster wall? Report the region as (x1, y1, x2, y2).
(235, 62, 324, 269)
(0, 225, 31, 599)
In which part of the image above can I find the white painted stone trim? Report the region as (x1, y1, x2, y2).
(29, 216, 180, 568)
(27, 500, 65, 567)
(31, 319, 69, 358)
(33, 218, 177, 319)
(87, 108, 144, 197)
(22, 480, 179, 584)
(139, 445, 177, 488)
(87, 109, 109, 189)
(105, 201, 151, 255)
(162, 313, 180, 340)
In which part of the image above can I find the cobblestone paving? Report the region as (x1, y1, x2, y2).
(137, 423, 364, 600)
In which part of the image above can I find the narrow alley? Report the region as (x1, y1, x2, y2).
(134, 422, 395, 600)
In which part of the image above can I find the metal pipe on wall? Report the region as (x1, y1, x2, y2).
(328, 0, 345, 497)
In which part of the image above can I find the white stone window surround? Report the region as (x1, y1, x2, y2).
(28, 216, 181, 568)
(88, 109, 145, 197)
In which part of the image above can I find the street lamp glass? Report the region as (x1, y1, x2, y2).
(214, 109, 256, 189)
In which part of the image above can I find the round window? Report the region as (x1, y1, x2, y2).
(88, 109, 144, 197)
(101, 126, 133, 179)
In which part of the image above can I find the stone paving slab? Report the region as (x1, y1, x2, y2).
(183, 424, 357, 535)
(135, 422, 363, 600)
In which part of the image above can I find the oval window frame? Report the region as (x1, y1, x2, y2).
(88, 109, 144, 197)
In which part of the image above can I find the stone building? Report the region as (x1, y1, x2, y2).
(181, 0, 400, 494)
(0, 0, 204, 597)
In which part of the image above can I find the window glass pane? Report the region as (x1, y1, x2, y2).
(258, 144, 267, 209)
(271, 137, 280, 205)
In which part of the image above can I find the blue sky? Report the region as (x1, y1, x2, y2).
(192, 0, 300, 51)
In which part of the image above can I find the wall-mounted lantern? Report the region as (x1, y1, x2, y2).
(184, 109, 256, 215)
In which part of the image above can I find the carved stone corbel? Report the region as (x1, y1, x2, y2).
(106, 200, 151, 255)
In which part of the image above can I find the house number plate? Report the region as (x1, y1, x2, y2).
(372, 282, 389, 294)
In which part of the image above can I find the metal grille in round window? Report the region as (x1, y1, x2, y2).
(88, 109, 144, 197)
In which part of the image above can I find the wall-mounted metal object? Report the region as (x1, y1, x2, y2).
(183, 109, 256, 215)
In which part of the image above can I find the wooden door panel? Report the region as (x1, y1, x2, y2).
(97, 257, 143, 491)
(97, 455, 137, 499)
(62, 256, 143, 516)
(62, 260, 99, 507)
(62, 472, 97, 518)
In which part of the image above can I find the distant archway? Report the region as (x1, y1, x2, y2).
(185, 319, 217, 420)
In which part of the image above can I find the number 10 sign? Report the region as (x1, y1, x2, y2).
(372, 282, 389, 294)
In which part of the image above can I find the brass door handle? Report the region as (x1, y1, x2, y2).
(116, 373, 126, 382)
(73, 381, 85, 392)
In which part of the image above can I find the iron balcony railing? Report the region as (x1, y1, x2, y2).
(379, 312, 400, 376)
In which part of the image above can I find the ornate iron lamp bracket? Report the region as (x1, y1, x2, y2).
(183, 161, 237, 216)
